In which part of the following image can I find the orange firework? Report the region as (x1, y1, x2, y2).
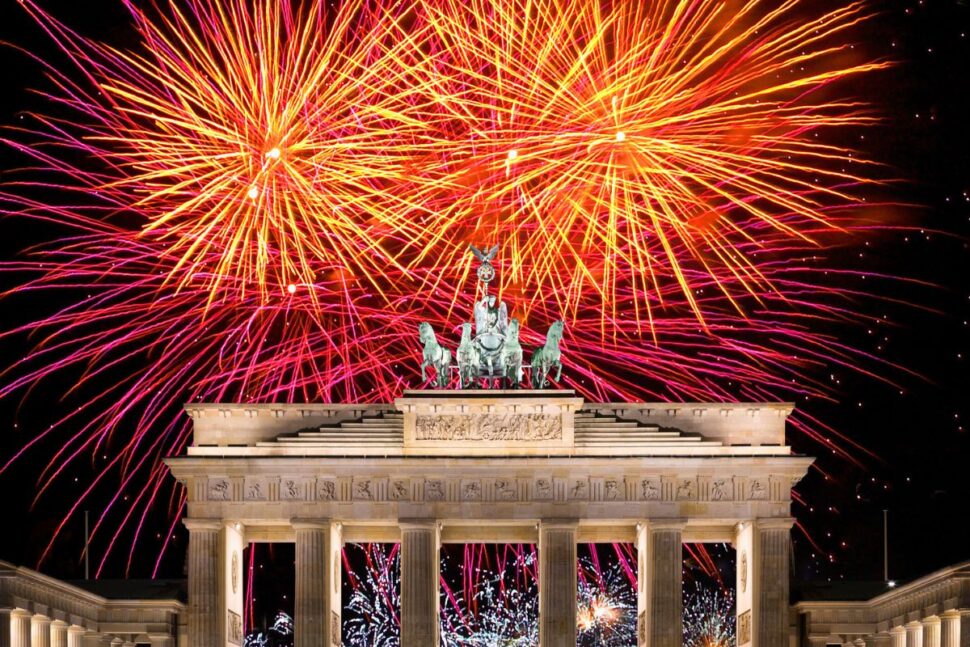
(17, 0, 434, 303)
(414, 0, 890, 328)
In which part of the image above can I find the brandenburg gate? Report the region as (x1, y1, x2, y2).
(165, 392, 810, 647)
(164, 246, 812, 646)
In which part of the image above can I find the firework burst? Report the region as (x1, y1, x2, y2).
(414, 0, 889, 326)
(0, 0, 902, 576)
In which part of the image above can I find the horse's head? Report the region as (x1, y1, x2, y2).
(508, 318, 520, 341)
(418, 322, 433, 343)
(548, 320, 564, 342)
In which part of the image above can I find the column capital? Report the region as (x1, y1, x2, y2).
(291, 518, 332, 531)
(539, 518, 580, 530)
(905, 620, 924, 628)
(940, 609, 966, 620)
(755, 517, 796, 530)
(182, 518, 223, 531)
(50, 619, 69, 628)
(924, 615, 942, 625)
(889, 625, 907, 634)
(398, 518, 439, 531)
(646, 518, 687, 532)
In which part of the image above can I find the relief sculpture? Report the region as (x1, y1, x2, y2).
(415, 413, 561, 441)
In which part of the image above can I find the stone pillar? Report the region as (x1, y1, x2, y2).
(30, 615, 51, 647)
(49, 621, 68, 647)
(184, 518, 222, 647)
(907, 621, 925, 647)
(539, 520, 578, 647)
(940, 610, 969, 647)
(65, 628, 84, 647)
(925, 617, 942, 647)
(9, 611, 31, 647)
(890, 626, 907, 647)
(294, 520, 342, 647)
(753, 518, 793, 647)
(642, 520, 684, 647)
(400, 520, 440, 647)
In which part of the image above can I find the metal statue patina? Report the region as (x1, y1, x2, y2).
(530, 320, 564, 388)
(417, 243, 564, 388)
(418, 322, 452, 388)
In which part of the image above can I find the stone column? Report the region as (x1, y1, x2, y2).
(643, 520, 684, 647)
(889, 626, 906, 647)
(30, 615, 51, 647)
(940, 610, 969, 647)
(925, 616, 942, 647)
(400, 520, 440, 647)
(907, 621, 925, 647)
(294, 520, 342, 647)
(65, 627, 85, 647)
(184, 518, 222, 647)
(539, 520, 578, 647)
(49, 621, 68, 647)
(8, 610, 32, 647)
(754, 518, 793, 647)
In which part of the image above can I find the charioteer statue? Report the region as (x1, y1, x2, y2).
(417, 243, 564, 389)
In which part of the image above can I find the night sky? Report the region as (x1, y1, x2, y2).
(0, 0, 968, 601)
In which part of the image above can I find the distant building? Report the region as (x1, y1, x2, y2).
(0, 561, 184, 646)
(792, 561, 970, 646)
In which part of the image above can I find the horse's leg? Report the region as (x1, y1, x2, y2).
(421, 359, 428, 382)
(555, 359, 562, 382)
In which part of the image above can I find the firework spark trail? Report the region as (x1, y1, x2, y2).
(413, 0, 890, 327)
(0, 0, 905, 575)
(10, 0, 436, 304)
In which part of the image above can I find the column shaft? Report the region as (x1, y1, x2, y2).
(294, 521, 341, 647)
(539, 521, 578, 647)
(185, 519, 222, 647)
(755, 520, 792, 647)
(49, 622, 68, 647)
(890, 626, 906, 647)
(29, 616, 50, 647)
(400, 521, 440, 647)
(9, 610, 32, 647)
(940, 611, 968, 647)
(907, 622, 924, 647)
(65, 628, 84, 647)
(646, 521, 684, 647)
(925, 617, 942, 647)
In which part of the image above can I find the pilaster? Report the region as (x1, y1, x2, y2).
(539, 520, 578, 647)
(400, 520, 440, 647)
